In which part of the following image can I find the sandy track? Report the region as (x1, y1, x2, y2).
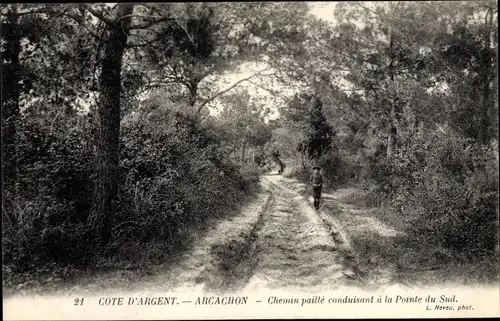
(150, 174, 354, 294)
(241, 176, 350, 293)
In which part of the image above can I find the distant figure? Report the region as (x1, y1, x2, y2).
(272, 150, 285, 175)
(277, 160, 285, 175)
(310, 166, 323, 210)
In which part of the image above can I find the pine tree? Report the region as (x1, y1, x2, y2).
(306, 97, 333, 161)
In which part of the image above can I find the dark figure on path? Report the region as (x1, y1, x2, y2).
(310, 166, 323, 210)
(277, 160, 285, 175)
(272, 150, 285, 175)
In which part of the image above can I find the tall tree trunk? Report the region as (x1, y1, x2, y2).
(1, 4, 21, 195)
(478, 7, 494, 145)
(88, 4, 135, 247)
(386, 1, 397, 158)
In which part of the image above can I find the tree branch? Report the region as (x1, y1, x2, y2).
(1, 8, 55, 16)
(126, 29, 168, 47)
(126, 4, 165, 29)
(312, 35, 381, 67)
(246, 79, 279, 95)
(81, 4, 114, 25)
(129, 17, 173, 29)
(60, 11, 107, 41)
(355, 2, 406, 38)
(197, 68, 273, 114)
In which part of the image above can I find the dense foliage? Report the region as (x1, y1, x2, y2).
(1, 2, 498, 286)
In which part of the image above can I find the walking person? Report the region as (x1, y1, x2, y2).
(310, 166, 323, 210)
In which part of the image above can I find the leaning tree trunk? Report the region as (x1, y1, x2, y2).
(88, 4, 135, 247)
(1, 4, 21, 194)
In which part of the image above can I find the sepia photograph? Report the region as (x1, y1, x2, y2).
(2, 1, 499, 319)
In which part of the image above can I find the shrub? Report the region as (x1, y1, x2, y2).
(111, 112, 260, 257)
(385, 127, 498, 259)
(3, 110, 260, 276)
(3, 117, 95, 272)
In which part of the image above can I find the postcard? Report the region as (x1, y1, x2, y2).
(2, 1, 499, 319)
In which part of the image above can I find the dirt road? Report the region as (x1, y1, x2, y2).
(241, 175, 351, 292)
(6, 175, 366, 297)
(148, 174, 362, 294)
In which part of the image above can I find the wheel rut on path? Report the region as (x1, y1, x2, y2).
(240, 175, 352, 292)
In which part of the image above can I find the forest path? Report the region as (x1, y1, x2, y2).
(126, 174, 360, 295)
(239, 175, 357, 293)
(155, 174, 371, 294)
(5, 174, 371, 298)
(261, 175, 401, 290)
